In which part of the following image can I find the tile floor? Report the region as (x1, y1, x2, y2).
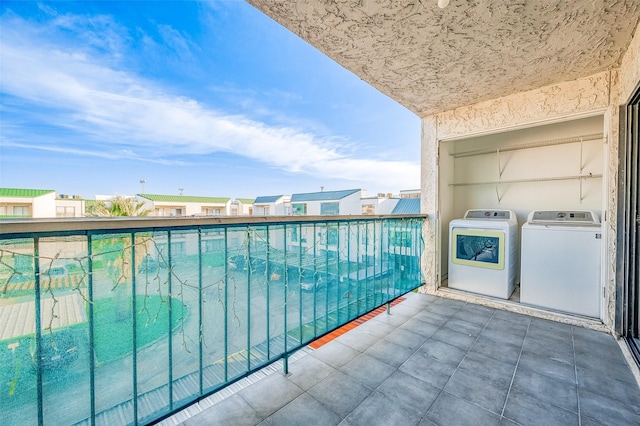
(160, 293, 640, 426)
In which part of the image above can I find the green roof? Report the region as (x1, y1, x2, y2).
(0, 188, 55, 198)
(138, 194, 230, 203)
(237, 198, 255, 204)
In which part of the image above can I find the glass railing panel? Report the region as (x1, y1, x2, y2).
(39, 235, 91, 426)
(284, 223, 301, 350)
(200, 228, 228, 393)
(225, 227, 250, 381)
(313, 222, 329, 336)
(167, 229, 201, 408)
(91, 232, 135, 426)
(266, 225, 286, 359)
(323, 222, 341, 331)
(297, 223, 317, 345)
(334, 222, 349, 325)
(247, 225, 268, 370)
(133, 231, 172, 424)
(0, 238, 39, 425)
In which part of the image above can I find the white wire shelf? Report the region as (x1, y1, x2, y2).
(450, 133, 605, 158)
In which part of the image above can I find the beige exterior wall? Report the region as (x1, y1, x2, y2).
(420, 21, 640, 331)
(55, 199, 85, 217)
(141, 200, 231, 216)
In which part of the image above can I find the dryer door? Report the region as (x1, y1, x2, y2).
(451, 228, 505, 270)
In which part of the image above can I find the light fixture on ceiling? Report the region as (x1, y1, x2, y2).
(438, 0, 450, 8)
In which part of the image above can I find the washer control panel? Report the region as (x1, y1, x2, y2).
(528, 210, 600, 225)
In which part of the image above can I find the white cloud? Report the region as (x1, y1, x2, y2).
(0, 11, 419, 190)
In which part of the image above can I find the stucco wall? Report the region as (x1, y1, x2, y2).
(619, 22, 640, 105)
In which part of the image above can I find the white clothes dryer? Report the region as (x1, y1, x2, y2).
(448, 210, 518, 299)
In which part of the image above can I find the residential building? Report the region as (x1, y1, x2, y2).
(137, 194, 231, 217)
(0, 188, 56, 218)
(253, 195, 291, 216)
(360, 193, 398, 215)
(55, 194, 85, 218)
(231, 198, 255, 216)
(290, 189, 362, 216)
(399, 189, 420, 199)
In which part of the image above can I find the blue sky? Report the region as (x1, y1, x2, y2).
(0, 1, 420, 199)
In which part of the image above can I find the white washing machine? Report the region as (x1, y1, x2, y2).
(448, 209, 518, 299)
(520, 210, 602, 318)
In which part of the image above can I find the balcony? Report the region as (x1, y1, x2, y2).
(0, 215, 424, 425)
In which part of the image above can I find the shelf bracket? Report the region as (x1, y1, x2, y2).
(495, 148, 504, 204)
(579, 136, 584, 174)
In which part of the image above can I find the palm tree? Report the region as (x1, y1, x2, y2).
(86, 196, 150, 217)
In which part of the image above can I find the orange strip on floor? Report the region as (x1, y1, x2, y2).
(308, 297, 406, 349)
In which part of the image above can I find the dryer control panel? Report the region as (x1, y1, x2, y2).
(464, 210, 512, 219)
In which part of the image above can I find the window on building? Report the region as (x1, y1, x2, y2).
(0, 206, 7, 215)
(203, 207, 222, 216)
(400, 192, 420, 199)
(362, 204, 375, 215)
(155, 207, 184, 216)
(13, 206, 30, 216)
(320, 202, 339, 215)
(231, 207, 238, 216)
(56, 206, 76, 217)
(171, 241, 186, 257)
(292, 203, 307, 216)
(204, 238, 224, 252)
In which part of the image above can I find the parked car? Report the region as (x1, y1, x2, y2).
(300, 270, 337, 292)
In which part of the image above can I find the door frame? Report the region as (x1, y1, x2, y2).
(616, 80, 640, 365)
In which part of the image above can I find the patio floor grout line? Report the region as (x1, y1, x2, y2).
(500, 317, 531, 420)
(571, 325, 583, 426)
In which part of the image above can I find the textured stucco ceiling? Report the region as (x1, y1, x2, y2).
(247, 0, 640, 116)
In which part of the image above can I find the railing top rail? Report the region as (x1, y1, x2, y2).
(0, 214, 426, 237)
